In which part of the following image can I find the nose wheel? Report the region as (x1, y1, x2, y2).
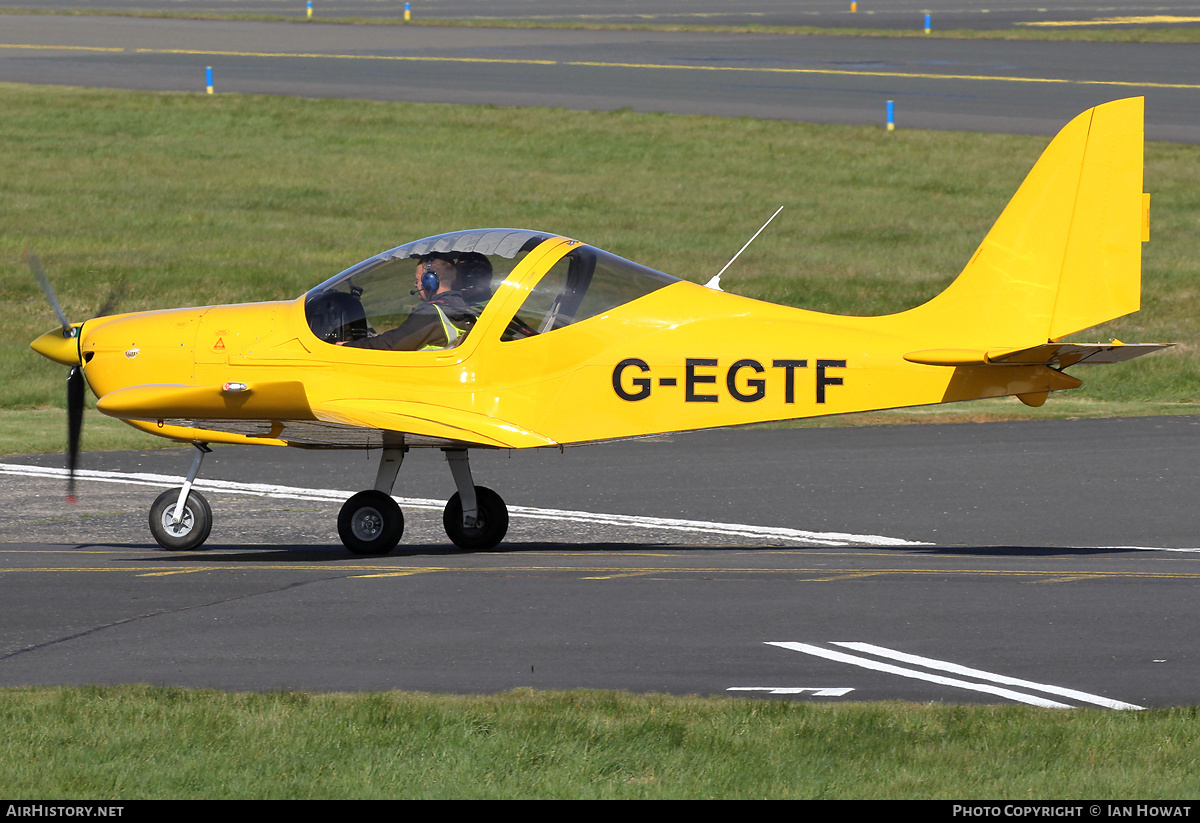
(149, 487, 212, 551)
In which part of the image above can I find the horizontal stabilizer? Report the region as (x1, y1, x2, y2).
(905, 341, 1172, 368)
(984, 342, 1173, 367)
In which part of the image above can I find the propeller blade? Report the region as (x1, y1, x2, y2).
(66, 366, 84, 505)
(29, 251, 85, 503)
(27, 251, 71, 332)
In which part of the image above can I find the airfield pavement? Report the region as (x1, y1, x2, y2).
(7, 0, 1200, 30)
(2, 7, 1200, 140)
(1, 418, 1199, 705)
(2, 4, 1199, 704)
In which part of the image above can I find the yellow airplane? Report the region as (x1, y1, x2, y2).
(30, 97, 1168, 555)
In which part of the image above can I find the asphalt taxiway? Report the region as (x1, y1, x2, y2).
(2, 12, 1199, 140)
(7, 1, 1200, 30)
(1, 418, 1197, 705)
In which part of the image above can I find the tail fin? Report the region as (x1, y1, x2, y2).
(912, 97, 1147, 346)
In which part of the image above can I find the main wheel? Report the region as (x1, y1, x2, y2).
(338, 490, 404, 556)
(149, 488, 213, 551)
(443, 486, 508, 551)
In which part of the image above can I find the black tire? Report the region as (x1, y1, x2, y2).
(149, 488, 213, 551)
(443, 486, 508, 551)
(338, 490, 404, 556)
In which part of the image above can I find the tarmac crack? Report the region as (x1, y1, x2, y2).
(0, 577, 338, 663)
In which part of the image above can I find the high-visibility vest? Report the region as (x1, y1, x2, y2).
(419, 304, 469, 351)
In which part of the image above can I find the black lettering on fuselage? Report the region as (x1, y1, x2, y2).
(612, 357, 846, 403)
(816, 359, 846, 404)
(612, 358, 651, 401)
(685, 358, 719, 402)
(726, 359, 766, 402)
(771, 359, 808, 404)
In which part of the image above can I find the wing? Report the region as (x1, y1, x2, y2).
(98, 381, 559, 449)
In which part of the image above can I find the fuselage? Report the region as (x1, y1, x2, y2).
(41, 231, 1078, 451)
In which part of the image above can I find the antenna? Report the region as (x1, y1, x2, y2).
(704, 205, 784, 291)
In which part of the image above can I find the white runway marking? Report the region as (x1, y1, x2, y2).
(727, 687, 854, 697)
(0, 464, 926, 548)
(1079, 545, 1200, 554)
(769, 642, 1143, 710)
(833, 642, 1143, 710)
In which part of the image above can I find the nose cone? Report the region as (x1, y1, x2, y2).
(30, 325, 82, 366)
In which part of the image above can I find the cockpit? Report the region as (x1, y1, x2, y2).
(305, 229, 679, 350)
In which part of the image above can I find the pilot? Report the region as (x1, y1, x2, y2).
(340, 253, 476, 351)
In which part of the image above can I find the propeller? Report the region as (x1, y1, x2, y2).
(28, 251, 86, 505)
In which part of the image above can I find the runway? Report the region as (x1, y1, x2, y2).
(1, 418, 1198, 704)
(2, 12, 1200, 140)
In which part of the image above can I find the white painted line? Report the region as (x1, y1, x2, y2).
(767, 642, 1075, 708)
(0, 463, 927, 547)
(1084, 546, 1200, 554)
(833, 642, 1143, 711)
(727, 687, 854, 696)
(502, 505, 924, 546)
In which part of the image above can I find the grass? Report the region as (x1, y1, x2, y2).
(2, 83, 1197, 450)
(1, 686, 1198, 798)
(0, 408, 176, 455)
(5, 7, 1200, 44)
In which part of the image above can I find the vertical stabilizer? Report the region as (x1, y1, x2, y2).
(913, 97, 1145, 346)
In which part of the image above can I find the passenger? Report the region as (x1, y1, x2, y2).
(453, 251, 535, 340)
(340, 253, 476, 351)
(454, 252, 494, 310)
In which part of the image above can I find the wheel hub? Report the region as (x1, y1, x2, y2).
(160, 507, 194, 537)
(351, 507, 383, 541)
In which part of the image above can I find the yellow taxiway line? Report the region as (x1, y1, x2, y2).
(2, 43, 1198, 92)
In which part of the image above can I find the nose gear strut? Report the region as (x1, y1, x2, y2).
(148, 443, 213, 551)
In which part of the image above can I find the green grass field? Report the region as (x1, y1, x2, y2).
(3, 84, 1197, 452)
(2, 687, 1198, 799)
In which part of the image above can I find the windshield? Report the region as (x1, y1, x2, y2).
(305, 229, 552, 348)
(501, 245, 678, 341)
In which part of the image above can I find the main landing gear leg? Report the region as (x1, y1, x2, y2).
(442, 448, 509, 551)
(149, 443, 213, 551)
(338, 447, 406, 556)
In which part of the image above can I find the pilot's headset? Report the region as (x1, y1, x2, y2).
(421, 260, 439, 296)
(414, 254, 451, 299)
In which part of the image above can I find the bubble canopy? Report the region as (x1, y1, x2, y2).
(305, 229, 679, 348)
